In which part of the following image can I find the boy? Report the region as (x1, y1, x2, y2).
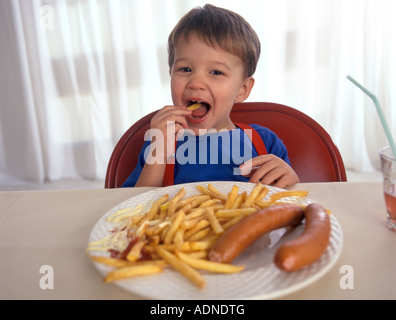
(123, 4, 299, 188)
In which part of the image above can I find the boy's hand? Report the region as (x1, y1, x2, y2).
(239, 155, 300, 188)
(149, 105, 191, 162)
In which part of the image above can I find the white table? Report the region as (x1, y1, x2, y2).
(0, 182, 395, 299)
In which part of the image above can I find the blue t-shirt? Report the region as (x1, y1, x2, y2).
(122, 124, 290, 187)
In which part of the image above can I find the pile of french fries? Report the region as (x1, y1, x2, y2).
(87, 183, 308, 289)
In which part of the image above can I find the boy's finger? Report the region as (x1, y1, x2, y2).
(239, 155, 271, 174)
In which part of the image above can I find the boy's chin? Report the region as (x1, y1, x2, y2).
(185, 121, 236, 136)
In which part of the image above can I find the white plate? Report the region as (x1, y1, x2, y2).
(88, 181, 343, 300)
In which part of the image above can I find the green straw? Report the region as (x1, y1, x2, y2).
(347, 75, 396, 159)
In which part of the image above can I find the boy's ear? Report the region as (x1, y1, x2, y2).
(235, 77, 255, 103)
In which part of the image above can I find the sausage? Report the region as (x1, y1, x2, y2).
(208, 204, 304, 264)
(274, 203, 331, 272)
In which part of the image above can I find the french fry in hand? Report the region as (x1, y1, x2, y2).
(186, 103, 202, 111)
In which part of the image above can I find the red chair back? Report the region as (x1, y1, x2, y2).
(105, 102, 347, 188)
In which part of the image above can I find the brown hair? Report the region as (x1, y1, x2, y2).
(168, 4, 261, 77)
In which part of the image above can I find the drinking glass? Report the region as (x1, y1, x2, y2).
(379, 146, 396, 231)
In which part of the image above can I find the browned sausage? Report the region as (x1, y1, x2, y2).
(274, 203, 331, 272)
(208, 204, 304, 264)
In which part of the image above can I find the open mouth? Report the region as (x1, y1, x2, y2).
(186, 101, 210, 120)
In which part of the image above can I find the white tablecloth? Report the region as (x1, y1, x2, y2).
(0, 182, 395, 299)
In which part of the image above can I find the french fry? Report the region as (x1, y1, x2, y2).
(158, 207, 167, 220)
(175, 251, 245, 274)
(146, 221, 171, 236)
(89, 255, 167, 268)
(130, 213, 146, 226)
(243, 182, 263, 208)
(187, 251, 209, 259)
(224, 185, 239, 209)
(107, 204, 144, 223)
(135, 259, 168, 268)
(175, 195, 209, 211)
(156, 247, 206, 289)
(269, 190, 309, 203)
(196, 185, 227, 202)
(188, 241, 215, 251)
(215, 207, 257, 218)
(206, 207, 224, 235)
(167, 188, 186, 217)
(126, 240, 147, 262)
(104, 264, 164, 283)
(90, 255, 134, 268)
(254, 199, 272, 209)
(173, 226, 185, 244)
(199, 199, 222, 208)
(187, 227, 211, 241)
(147, 235, 160, 247)
(90, 255, 168, 269)
(181, 217, 201, 230)
(140, 194, 169, 225)
(160, 225, 170, 242)
(180, 195, 211, 212)
(221, 214, 246, 231)
(145, 241, 212, 253)
(256, 185, 269, 201)
(184, 219, 210, 240)
(186, 103, 201, 111)
(208, 184, 227, 199)
(184, 208, 206, 221)
(164, 210, 185, 245)
(136, 220, 149, 238)
(231, 192, 246, 209)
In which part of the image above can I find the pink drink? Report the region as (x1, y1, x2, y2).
(384, 192, 396, 231)
(379, 146, 396, 231)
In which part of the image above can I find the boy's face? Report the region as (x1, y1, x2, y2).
(170, 33, 254, 134)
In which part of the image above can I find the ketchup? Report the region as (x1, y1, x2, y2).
(108, 236, 152, 261)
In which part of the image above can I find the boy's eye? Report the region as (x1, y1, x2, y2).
(179, 67, 191, 72)
(211, 70, 224, 76)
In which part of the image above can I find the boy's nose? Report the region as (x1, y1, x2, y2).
(187, 75, 206, 90)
